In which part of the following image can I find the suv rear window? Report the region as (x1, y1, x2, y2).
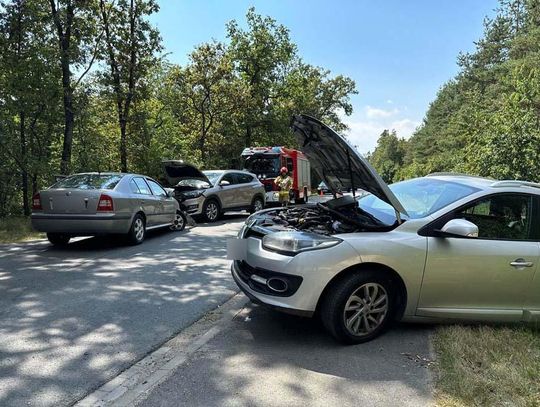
(51, 174, 123, 190)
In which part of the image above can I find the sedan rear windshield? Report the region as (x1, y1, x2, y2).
(51, 174, 123, 190)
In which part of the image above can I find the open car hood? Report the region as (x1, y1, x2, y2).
(161, 160, 211, 186)
(291, 114, 407, 216)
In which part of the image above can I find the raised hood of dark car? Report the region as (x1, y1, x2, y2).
(291, 114, 407, 215)
(162, 160, 211, 186)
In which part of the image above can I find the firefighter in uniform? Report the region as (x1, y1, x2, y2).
(275, 167, 293, 207)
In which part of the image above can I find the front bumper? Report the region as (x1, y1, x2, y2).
(265, 191, 281, 203)
(181, 196, 204, 215)
(229, 235, 362, 315)
(31, 213, 132, 234)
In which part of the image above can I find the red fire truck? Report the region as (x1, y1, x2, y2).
(241, 146, 311, 204)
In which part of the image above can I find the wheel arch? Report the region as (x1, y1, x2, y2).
(204, 194, 222, 209)
(252, 193, 265, 204)
(316, 262, 408, 321)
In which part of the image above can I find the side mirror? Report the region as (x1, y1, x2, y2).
(436, 219, 479, 238)
(219, 180, 230, 187)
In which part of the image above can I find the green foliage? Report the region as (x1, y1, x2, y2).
(0, 5, 357, 217)
(372, 0, 540, 184)
(368, 130, 406, 183)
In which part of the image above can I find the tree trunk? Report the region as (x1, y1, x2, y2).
(60, 80, 74, 175)
(50, 0, 75, 175)
(20, 111, 30, 216)
(120, 117, 128, 172)
(246, 124, 252, 147)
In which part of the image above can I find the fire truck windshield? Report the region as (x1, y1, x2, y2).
(243, 156, 280, 178)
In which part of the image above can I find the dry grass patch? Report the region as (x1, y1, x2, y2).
(433, 324, 540, 407)
(0, 217, 44, 243)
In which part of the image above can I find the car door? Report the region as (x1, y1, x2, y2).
(217, 173, 239, 209)
(147, 178, 176, 225)
(417, 193, 540, 322)
(524, 194, 540, 322)
(132, 177, 160, 226)
(235, 173, 256, 206)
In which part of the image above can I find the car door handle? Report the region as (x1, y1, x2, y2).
(510, 259, 534, 268)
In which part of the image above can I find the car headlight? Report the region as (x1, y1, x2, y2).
(182, 190, 204, 199)
(262, 231, 342, 255)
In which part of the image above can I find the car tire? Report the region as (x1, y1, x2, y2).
(127, 214, 146, 245)
(202, 199, 220, 222)
(320, 270, 395, 344)
(170, 211, 186, 231)
(250, 196, 264, 214)
(47, 233, 70, 246)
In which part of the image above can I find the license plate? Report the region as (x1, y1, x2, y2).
(227, 238, 247, 260)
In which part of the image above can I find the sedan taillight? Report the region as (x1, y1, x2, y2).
(97, 194, 114, 212)
(32, 193, 42, 211)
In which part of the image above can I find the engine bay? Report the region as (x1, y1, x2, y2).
(254, 195, 394, 235)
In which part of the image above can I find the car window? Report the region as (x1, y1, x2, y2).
(133, 177, 152, 195)
(456, 194, 532, 240)
(221, 173, 236, 185)
(129, 179, 141, 194)
(147, 179, 167, 197)
(236, 173, 254, 184)
(285, 157, 294, 172)
(51, 174, 123, 190)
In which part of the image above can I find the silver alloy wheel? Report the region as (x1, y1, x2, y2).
(206, 202, 218, 221)
(170, 212, 185, 230)
(254, 198, 263, 212)
(343, 283, 388, 336)
(134, 218, 145, 241)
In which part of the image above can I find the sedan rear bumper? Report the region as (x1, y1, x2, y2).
(31, 213, 132, 235)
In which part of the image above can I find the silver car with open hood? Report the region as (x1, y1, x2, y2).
(228, 114, 540, 344)
(163, 160, 266, 222)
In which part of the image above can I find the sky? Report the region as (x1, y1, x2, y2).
(153, 0, 499, 154)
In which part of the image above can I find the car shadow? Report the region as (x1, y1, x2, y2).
(0, 217, 244, 406)
(141, 303, 435, 407)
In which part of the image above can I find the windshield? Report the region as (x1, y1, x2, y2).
(203, 171, 223, 185)
(358, 178, 479, 224)
(51, 174, 123, 190)
(243, 155, 280, 178)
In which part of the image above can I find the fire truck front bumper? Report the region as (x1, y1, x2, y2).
(265, 191, 281, 203)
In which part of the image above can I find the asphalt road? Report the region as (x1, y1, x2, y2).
(0, 215, 246, 407)
(138, 304, 434, 407)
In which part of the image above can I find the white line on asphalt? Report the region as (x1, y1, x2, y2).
(74, 293, 249, 407)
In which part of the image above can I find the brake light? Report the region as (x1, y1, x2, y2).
(32, 193, 42, 211)
(97, 194, 114, 212)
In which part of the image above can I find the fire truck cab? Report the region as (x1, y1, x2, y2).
(241, 146, 311, 204)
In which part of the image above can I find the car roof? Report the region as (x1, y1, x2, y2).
(426, 173, 540, 194)
(67, 172, 155, 179)
(203, 169, 253, 174)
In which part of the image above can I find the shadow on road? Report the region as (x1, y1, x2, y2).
(0, 217, 245, 406)
(141, 304, 434, 407)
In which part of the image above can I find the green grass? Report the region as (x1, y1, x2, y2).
(0, 217, 44, 243)
(433, 324, 540, 407)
